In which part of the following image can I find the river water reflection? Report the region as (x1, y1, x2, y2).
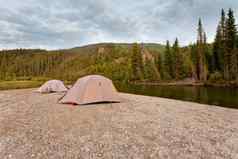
(116, 84, 238, 109)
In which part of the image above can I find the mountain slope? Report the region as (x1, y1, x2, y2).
(0, 43, 165, 82)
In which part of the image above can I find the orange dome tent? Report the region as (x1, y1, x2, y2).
(59, 75, 120, 105)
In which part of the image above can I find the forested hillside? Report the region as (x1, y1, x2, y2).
(0, 43, 165, 83)
(0, 9, 238, 85)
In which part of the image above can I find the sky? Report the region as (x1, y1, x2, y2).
(0, 0, 237, 50)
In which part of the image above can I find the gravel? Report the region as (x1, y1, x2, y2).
(0, 88, 238, 159)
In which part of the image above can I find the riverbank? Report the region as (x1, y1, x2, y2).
(131, 81, 203, 86)
(132, 80, 238, 88)
(1, 79, 238, 91)
(0, 80, 71, 90)
(0, 81, 44, 90)
(0, 88, 238, 158)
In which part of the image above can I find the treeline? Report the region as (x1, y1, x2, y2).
(0, 49, 65, 80)
(131, 8, 238, 84)
(0, 45, 130, 82)
(130, 39, 193, 82)
(213, 9, 238, 81)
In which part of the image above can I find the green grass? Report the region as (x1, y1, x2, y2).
(0, 79, 74, 91)
(0, 81, 44, 90)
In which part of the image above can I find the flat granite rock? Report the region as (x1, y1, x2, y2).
(0, 89, 238, 159)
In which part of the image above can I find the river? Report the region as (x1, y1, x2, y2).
(116, 83, 238, 109)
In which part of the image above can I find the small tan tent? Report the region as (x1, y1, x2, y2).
(36, 80, 67, 93)
(59, 75, 120, 105)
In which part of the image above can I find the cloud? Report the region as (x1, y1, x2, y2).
(0, 0, 237, 49)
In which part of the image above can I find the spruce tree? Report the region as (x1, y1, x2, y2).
(203, 32, 210, 79)
(173, 38, 183, 80)
(212, 9, 226, 75)
(220, 8, 226, 72)
(190, 44, 198, 80)
(164, 40, 173, 79)
(131, 43, 143, 81)
(224, 8, 237, 80)
(156, 53, 163, 80)
(221, 9, 226, 40)
(196, 18, 207, 81)
(213, 24, 222, 72)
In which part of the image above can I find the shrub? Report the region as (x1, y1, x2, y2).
(209, 71, 223, 82)
(162, 72, 172, 81)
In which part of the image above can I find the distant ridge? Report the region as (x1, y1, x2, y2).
(59, 42, 165, 55)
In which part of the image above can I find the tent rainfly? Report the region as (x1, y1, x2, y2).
(36, 80, 67, 93)
(59, 75, 120, 105)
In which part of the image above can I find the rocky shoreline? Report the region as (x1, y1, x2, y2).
(0, 89, 238, 158)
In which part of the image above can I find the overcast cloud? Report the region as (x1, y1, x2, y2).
(0, 0, 237, 49)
